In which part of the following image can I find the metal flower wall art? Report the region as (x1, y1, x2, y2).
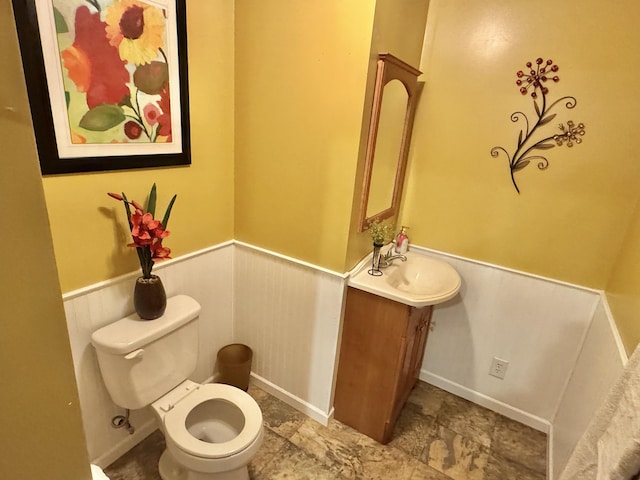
(491, 58, 586, 193)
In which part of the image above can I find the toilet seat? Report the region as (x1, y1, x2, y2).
(163, 383, 262, 459)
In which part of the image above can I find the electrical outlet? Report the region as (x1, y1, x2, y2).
(489, 357, 509, 379)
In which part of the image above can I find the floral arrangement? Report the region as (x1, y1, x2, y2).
(58, 0, 173, 144)
(491, 57, 586, 193)
(108, 184, 176, 278)
(366, 219, 395, 245)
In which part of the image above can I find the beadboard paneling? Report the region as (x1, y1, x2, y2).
(417, 248, 601, 431)
(62, 241, 621, 474)
(63, 245, 234, 466)
(233, 244, 346, 420)
(550, 298, 626, 479)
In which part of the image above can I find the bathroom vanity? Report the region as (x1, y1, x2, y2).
(334, 250, 461, 444)
(334, 287, 432, 444)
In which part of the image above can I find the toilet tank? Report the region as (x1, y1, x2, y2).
(91, 295, 202, 409)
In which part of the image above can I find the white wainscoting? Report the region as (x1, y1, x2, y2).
(63, 244, 234, 467)
(62, 240, 624, 475)
(233, 242, 347, 424)
(417, 247, 602, 432)
(550, 298, 627, 479)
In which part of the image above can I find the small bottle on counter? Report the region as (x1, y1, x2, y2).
(394, 226, 409, 254)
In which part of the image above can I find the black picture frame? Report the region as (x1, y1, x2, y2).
(11, 0, 191, 175)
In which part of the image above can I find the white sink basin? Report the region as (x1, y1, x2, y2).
(348, 250, 461, 308)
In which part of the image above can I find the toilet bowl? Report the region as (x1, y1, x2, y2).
(90, 295, 264, 480)
(152, 381, 263, 480)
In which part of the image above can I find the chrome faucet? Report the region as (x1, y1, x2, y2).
(378, 246, 407, 268)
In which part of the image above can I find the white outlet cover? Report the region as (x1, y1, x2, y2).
(490, 357, 509, 379)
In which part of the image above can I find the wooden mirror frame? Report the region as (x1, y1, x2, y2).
(358, 53, 423, 232)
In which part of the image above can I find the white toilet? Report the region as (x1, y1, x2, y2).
(91, 295, 263, 480)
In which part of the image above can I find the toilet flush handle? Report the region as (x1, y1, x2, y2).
(124, 349, 145, 360)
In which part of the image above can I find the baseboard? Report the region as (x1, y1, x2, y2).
(250, 373, 333, 426)
(420, 370, 551, 434)
(91, 419, 158, 469)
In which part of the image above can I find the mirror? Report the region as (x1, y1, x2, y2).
(358, 54, 423, 232)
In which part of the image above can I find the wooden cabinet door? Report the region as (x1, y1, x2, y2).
(409, 307, 433, 383)
(334, 288, 410, 443)
(391, 305, 433, 427)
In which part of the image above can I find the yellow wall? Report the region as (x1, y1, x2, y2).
(606, 196, 640, 354)
(42, 0, 235, 293)
(400, 0, 640, 289)
(1, 1, 90, 478)
(43, 0, 430, 286)
(234, 0, 376, 272)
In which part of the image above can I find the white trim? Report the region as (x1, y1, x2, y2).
(419, 370, 551, 434)
(249, 373, 333, 426)
(548, 423, 555, 480)
(601, 294, 630, 365)
(233, 241, 347, 279)
(67, 239, 603, 300)
(63, 241, 234, 300)
(91, 419, 157, 469)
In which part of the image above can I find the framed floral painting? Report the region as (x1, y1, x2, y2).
(12, 0, 190, 174)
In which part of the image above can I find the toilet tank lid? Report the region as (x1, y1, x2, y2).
(91, 295, 201, 355)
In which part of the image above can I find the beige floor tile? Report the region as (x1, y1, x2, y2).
(437, 395, 498, 448)
(484, 453, 546, 480)
(104, 430, 164, 480)
(248, 428, 289, 477)
(352, 439, 427, 480)
(491, 415, 547, 475)
(411, 461, 461, 480)
(289, 418, 369, 478)
(420, 425, 489, 480)
(389, 402, 437, 457)
(256, 393, 307, 439)
(408, 381, 449, 417)
(254, 440, 346, 479)
(104, 381, 548, 480)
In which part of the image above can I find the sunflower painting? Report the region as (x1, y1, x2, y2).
(51, 0, 174, 146)
(13, 0, 190, 173)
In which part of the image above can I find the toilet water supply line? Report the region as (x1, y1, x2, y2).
(112, 409, 135, 435)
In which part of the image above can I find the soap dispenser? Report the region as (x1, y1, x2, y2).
(394, 226, 409, 254)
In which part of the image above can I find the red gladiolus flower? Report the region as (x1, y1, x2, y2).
(106, 184, 176, 278)
(151, 241, 171, 259)
(130, 212, 162, 246)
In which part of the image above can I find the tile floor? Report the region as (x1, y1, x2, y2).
(105, 381, 547, 480)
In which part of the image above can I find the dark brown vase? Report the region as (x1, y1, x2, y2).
(134, 275, 167, 320)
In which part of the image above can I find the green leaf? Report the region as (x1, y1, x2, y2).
(533, 143, 555, 150)
(162, 194, 177, 230)
(54, 7, 68, 33)
(534, 100, 541, 117)
(512, 159, 530, 172)
(539, 113, 557, 126)
(147, 183, 157, 217)
(133, 62, 169, 95)
(121, 192, 133, 230)
(79, 104, 125, 131)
